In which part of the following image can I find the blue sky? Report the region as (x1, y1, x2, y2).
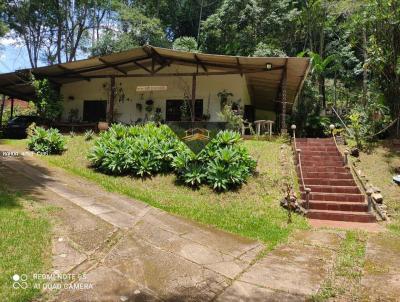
(0, 36, 33, 73)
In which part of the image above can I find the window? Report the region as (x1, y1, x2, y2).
(165, 99, 203, 122)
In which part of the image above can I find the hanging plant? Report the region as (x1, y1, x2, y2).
(217, 90, 233, 110)
(145, 99, 154, 112)
(136, 103, 143, 112)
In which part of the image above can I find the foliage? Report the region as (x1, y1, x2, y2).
(27, 126, 66, 155)
(253, 42, 286, 57)
(345, 102, 391, 149)
(172, 36, 198, 52)
(173, 130, 256, 191)
(88, 125, 256, 191)
(88, 123, 186, 176)
(32, 78, 63, 121)
(90, 30, 139, 57)
(84, 130, 95, 141)
(218, 105, 244, 132)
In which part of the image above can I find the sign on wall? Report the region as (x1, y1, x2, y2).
(136, 86, 168, 92)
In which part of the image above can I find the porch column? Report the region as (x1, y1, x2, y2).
(281, 67, 287, 134)
(10, 97, 14, 120)
(108, 77, 116, 123)
(0, 95, 5, 126)
(191, 75, 197, 122)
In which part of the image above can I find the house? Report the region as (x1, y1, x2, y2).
(0, 45, 310, 133)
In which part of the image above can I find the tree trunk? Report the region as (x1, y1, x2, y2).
(362, 26, 368, 107)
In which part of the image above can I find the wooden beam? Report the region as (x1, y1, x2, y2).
(99, 58, 127, 75)
(0, 94, 5, 126)
(10, 97, 14, 119)
(57, 65, 91, 81)
(55, 68, 277, 80)
(191, 75, 196, 122)
(108, 77, 116, 123)
(133, 60, 153, 74)
(280, 63, 288, 134)
(194, 54, 208, 72)
(236, 57, 243, 77)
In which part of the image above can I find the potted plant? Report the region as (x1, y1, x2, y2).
(145, 99, 154, 112)
(136, 103, 143, 112)
(217, 90, 233, 110)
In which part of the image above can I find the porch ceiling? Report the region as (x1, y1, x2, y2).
(0, 45, 310, 112)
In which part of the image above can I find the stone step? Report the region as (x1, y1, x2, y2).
(303, 192, 365, 202)
(307, 209, 376, 223)
(305, 200, 368, 212)
(301, 166, 348, 173)
(300, 155, 343, 161)
(296, 146, 338, 152)
(302, 172, 353, 180)
(303, 178, 357, 186)
(302, 158, 344, 167)
(300, 185, 360, 194)
(300, 151, 340, 157)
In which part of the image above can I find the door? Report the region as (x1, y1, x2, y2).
(166, 99, 203, 121)
(83, 100, 107, 122)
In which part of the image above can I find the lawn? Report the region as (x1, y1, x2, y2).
(350, 141, 400, 232)
(0, 185, 51, 302)
(1, 135, 308, 249)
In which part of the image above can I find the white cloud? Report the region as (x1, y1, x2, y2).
(0, 32, 24, 48)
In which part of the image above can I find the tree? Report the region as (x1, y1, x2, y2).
(0, 0, 8, 37)
(32, 77, 63, 121)
(172, 36, 198, 52)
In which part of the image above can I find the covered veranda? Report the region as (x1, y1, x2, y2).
(0, 45, 310, 134)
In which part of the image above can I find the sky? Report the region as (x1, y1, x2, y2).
(0, 36, 33, 73)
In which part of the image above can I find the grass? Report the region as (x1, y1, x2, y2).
(313, 231, 367, 301)
(0, 185, 51, 302)
(1, 135, 308, 249)
(350, 141, 400, 233)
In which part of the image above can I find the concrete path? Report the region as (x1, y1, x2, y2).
(0, 149, 342, 301)
(361, 233, 400, 301)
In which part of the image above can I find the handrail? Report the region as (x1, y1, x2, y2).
(331, 130, 348, 165)
(331, 107, 352, 136)
(329, 126, 380, 217)
(291, 126, 311, 210)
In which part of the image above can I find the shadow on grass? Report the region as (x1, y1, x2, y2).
(0, 143, 56, 203)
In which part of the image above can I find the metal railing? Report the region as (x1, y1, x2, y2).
(291, 125, 311, 210)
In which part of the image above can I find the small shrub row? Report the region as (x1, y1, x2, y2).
(28, 126, 66, 155)
(87, 124, 256, 191)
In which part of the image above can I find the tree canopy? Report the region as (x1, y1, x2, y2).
(1, 0, 400, 121)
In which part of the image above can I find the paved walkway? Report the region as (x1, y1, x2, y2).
(1, 149, 343, 301)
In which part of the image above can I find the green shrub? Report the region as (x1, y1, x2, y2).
(88, 123, 185, 176)
(28, 127, 66, 155)
(88, 126, 256, 191)
(84, 130, 95, 141)
(173, 130, 257, 190)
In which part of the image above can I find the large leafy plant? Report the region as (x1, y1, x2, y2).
(28, 126, 66, 155)
(88, 123, 185, 176)
(173, 130, 256, 191)
(89, 125, 257, 191)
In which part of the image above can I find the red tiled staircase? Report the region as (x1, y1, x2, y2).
(296, 138, 376, 223)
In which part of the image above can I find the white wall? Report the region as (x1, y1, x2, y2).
(60, 64, 251, 123)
